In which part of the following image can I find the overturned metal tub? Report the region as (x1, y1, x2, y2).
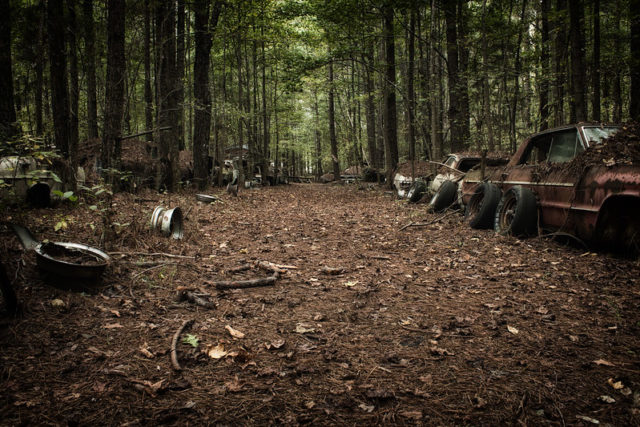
(151, 206, 184, 239)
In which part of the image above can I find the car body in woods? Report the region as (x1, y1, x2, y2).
(460, 123, 640, 252)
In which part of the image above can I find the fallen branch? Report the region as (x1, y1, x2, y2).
(109, 251, 195, 260)
(255, 260, 286, 274)
(177, 290, 215, 309)
(320, 266, 345, 275)
(226, 264, 252, 274)
(171, 319, 194, 371)
(212, 273, 278, 290)
(399, 210, 459, 231)
(368, 255, 391, 261)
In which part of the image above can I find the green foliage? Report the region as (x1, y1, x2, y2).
(182, 334, 199, 348)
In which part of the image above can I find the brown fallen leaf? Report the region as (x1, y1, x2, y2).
(103, 323, 123, 329)
(594, 359, 615, 367)
(608, 378, 624, 389)
(225, 376, 243, 392)
(225, 325, 246, 339)
(139, 343, 154, 358)
(399, 410, 422, 420)
(205, 343, 228, 359)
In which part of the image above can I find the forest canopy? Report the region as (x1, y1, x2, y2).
(1, 0, 639, 191)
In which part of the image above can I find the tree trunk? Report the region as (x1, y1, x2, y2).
(48, 0, 70, 157)
(177, 0, 185, 150)
(328, 59, 340, 181)
(383, 3, 398, 186)
(613, 0, 622, 122)
(553, 0, 568, 126)
(569, 0, 586, 122)
(0, 0, 16, 139)
(143, 0, 153, 142)
(68, 2, 79, 163)
(509, 0, 527, 153)
(443, 0, 462, 152)
(363, 40, 378, 169)
(630, 0, 640, 121)
(457, 0, 470, 145)
(83, 0, 98, 139)
(406, 10, 416, 166)
(156, 0, 179, 191)
(261, 26, 270, 185)
(313, 92, 322, 180)
(591, 0, 601, 121)
(193, 0, 221, 189)
(102, 0, 126, 177)
(35, 0, 45, 136)
(430, 0, 443, 160)
(540, 0, 551, 130)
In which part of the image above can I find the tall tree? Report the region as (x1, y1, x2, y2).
(48, 0, 70, 158)
(443, 0, 463, 152)
(553, 0, 568, 126)
(156, 0, 180, 191)
(569, 0, 586, 122)
(144, 0, 153, 141)
(592, 0, 601, 121)
(193, 0, 222, 188)
(540, 0, 551, 130)
(0, 0, 16, 139)
(177, 0, 186, 150)
(83, 0, 99, 139)
(630, 0, 640, 121)
(102, 0, 126, 175)
(406, 9, 416, 166)
(382, 2, 398, 184)
(68, 2, 79, 157)
(328, 59, 340, 181)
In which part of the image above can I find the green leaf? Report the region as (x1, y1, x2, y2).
(89, 205, 98, 211)
(182, 334, 199, 348)
(50, 172, 62, 183)
(68, 195, 78, 202)
(63, 191, 74, 199)
(53, 190, 64, 197)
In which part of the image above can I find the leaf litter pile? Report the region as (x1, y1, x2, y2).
(1, 183, 639, 425)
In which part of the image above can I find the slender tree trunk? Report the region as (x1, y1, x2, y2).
(592, 0, 601, 121)
(144, 0, 153, 141)
(443, 0, 462, 152)
(103, 0, 125, 178)
(48, 0, 70, 158)
(569, 0, 586, 122)
(480, 0, 494, 149)
(177, 0, 185, 150)
(509, 0, 527, 153)
(630, 0, 640, 120)
(0, 0, 16, 139)
(68, 2, 79, 159)
(328, 59, 340, 181)
(156, 0, 179, 191)
(613, 0, 623, 122)
(261, 26, 270, 184)
(313, 92, 322, 180)
(193, 0, 221, 189)
(457, 0, 470, 144)
(406, 10, 416, 166)
(363, 42, 377, 169)
(554, 0, 568, 126)
(540, 0, 551, 130)
(35, 0, 45, 136)
(83, 0, 98, 139)
(430, 0, 443, 160)
(383, 3, 398, 185)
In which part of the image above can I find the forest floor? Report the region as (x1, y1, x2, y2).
(1, 183, 639, 425)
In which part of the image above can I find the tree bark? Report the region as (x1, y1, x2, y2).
(48, 0, 70, 157)
(630, 0, 640, 121)
(382, 2, 398, 185)
(406, 10, 416, 165)
(569, 0, 586, 122)
(144, 0, 153, 142)
(612, 0, 622, 122)
(443, 0, 462, 152)
(83, 0, 99, 139)
(540, 0, 551, 130)
(553, 0, 568, 126)
(102, 0, 126, 175)
(193, 0, 222, 189)
(177, 0, 185, 150)
(328, 59, 340, 181)
(457, 0, 470, 145)
(591, 0, 601, 122)
(0, 0, 16, 139)
(68, 2, 79, 164)
(156, 0, 179, 191)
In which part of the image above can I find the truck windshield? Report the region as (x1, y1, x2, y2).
(582, 126, 620, 147)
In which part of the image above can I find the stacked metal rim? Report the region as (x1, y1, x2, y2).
(150, 206, 184, 239)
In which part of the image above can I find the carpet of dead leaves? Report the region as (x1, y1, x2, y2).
(1, 183, 639, 425)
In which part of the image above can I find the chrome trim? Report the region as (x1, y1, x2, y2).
(464, 179, 574, 187)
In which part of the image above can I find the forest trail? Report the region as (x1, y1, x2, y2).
(1, 183, 639, 425)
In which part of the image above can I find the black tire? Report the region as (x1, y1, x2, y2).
(494, 186, 538, 236)
(465, 182, 501, 229)
(429, 180, 457, 213)
(407, 180, 427, 203)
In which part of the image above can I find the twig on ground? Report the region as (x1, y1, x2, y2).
(131, 262, 177, 280)
(399, 210, 459, 231)
(320, 266, 345, 275)
(177, 289, 215, 308)
(171, 319, 194, 371)
(109, 251, 195, 260)
(211, 273, 279, 290)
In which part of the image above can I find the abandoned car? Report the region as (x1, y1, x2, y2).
(458, 123, 640, 251)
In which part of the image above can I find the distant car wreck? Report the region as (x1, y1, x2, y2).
(460, 123, 640, 253)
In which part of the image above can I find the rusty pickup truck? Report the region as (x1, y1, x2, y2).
(460, 123, 640, 252)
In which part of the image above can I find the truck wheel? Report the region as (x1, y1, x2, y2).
(429, 180, 457, 213)
(407, 181, 427, 203)
(494, 186, 538, 236)
(465, 182, 501, 229)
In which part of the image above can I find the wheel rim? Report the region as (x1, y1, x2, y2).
(499, 193, 517, 231)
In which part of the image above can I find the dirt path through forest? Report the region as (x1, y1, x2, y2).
(1, 183, 639, 425)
